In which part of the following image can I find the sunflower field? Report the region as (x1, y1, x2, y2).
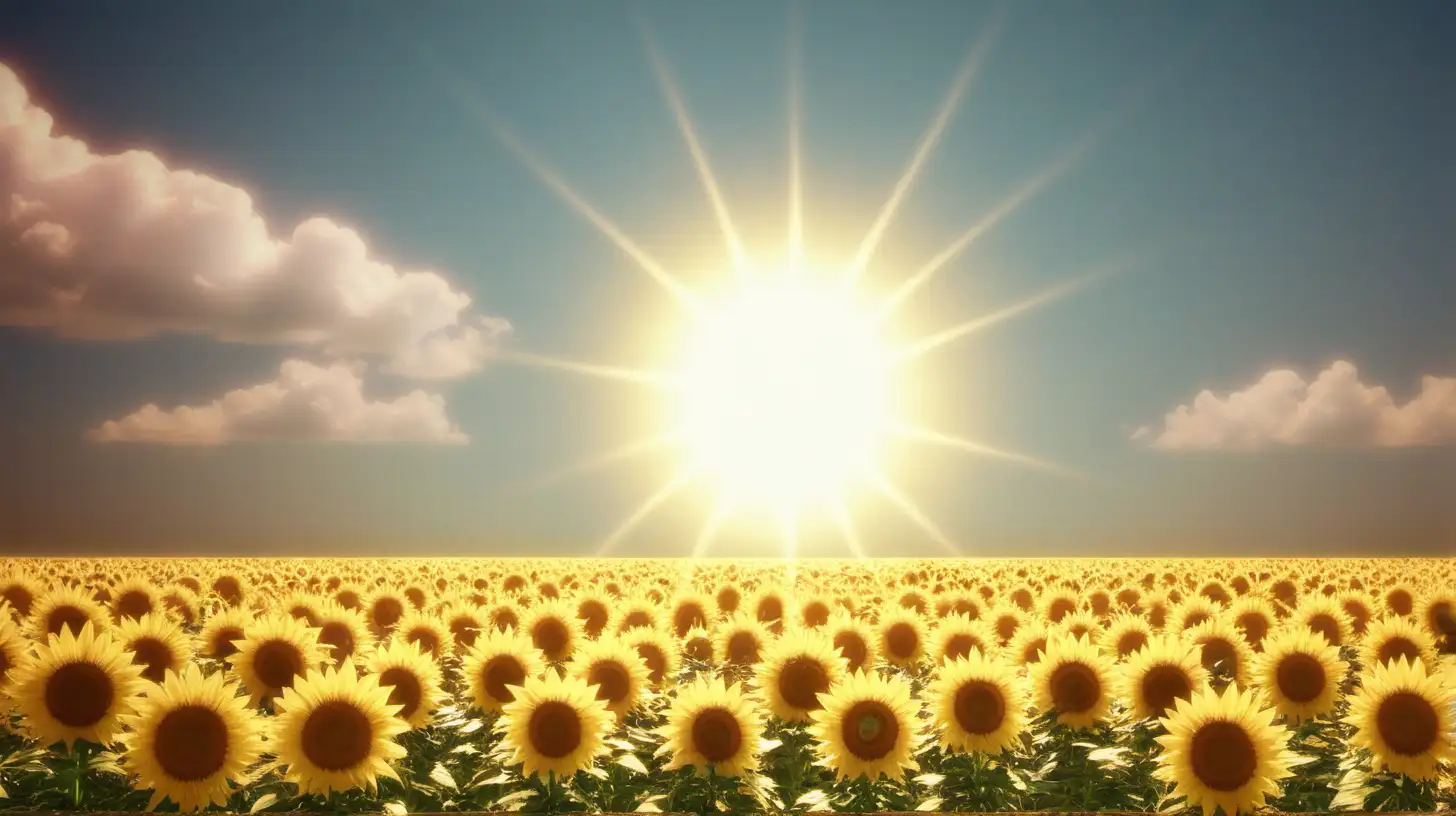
(0, 558, 1453, 815)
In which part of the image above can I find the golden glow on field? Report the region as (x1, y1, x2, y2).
(463, 6, 1132, 558)
(673, 276, 893, 505)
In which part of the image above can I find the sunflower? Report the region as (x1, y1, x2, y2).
(116, 613, 194, 684)
(1228, 596, 1276, 651)
(1359, 615, 1438, 671)
(392, 609, 450, 661)
(364, 588, 409, 638)
(1187, 617, 1253, 688)
(0, 572, 43, 619)
(1172, 597, 1223, 632)
(1339, 591, 1374, 636)
(199, 607, 252, 662)
(1008, 620, 1052, 668)
(878, 607, 928, 668)
(717, 612, 771, 669)
(441, 603, 489, 651)
(522, 599, 581, 663)
(1107, 613, 1155, 660)
(1154, 683, 1297, 816)
(928, 653, 1029, 755)
(1345, 656, 1455, 781)
(1040, 588, 1081, 624)
(498, 671, 613, 778)
(1031, 634, 1114, 730)
(230, 613, 327, 705)
(1295, 595, 1353, 648)
(1251, 626, 1347, 723)
(681, 626, 715, 664)
(461, 628, 546, 714)
(315, 602, 374, 668)
(1120, 634, 1208, 721)
(568, 635, 650, 719)
(825, 612, 877, 673)
(1416, 590, 1456, 652)
(1057, 610, 1105, 646)
(809, 670, 921, 781)
(118, 665, 265, 811)
(987, 605, 1024, 645)
(750, 586, 790, 634)
(1383, 584, 1416, 617)
(210, 573, 249, 608)
(623, 625, 680, 687)
(574, 591, 612, 640)
(109, 577, 162, 623)
(756, 627, 847, 723)
(367, 639, 444, 730)
(798, 595, 834, 629)
(5, 622, 148, 748)
(272, 662, 408, 794)
(0, 608, 26, 708)
(161, 587, 201, 626)
(669, 593, 715, 639)
(30, 583, 110, 638)
(610, 596, 660, 635)
(658, 675, 764, 777)
(931, 615, 998, 665)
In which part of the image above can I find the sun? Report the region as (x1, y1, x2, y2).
(672, 275, 894, 506)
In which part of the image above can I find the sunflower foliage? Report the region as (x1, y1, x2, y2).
(1025, 713, 1143, 812)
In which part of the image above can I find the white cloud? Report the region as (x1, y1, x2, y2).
(0, 62, 509, 378)
(88, 360, 468, 445)
(1133, 360, 1456, 451)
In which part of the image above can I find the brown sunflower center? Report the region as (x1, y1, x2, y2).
(778, 657, 830, 711)
(674, 605, 707, 638)
(252, 640, 305, 690)
(1183, 611, 1211, 630)
(2, 585, 33, 616)
(371, 597, 404, 630)
(691, 706, 743, 763)
(318, 622, 355, 665)
(717, 588, 740, 614)
(1377, 692, 1439, 757)
(636, 644, 668, 684)
(588, 661, 632, 705)
(1022, 637, 1048, 665)
(482, 655, 526, 703)
(1049, 662, 1101, 714)
(301, 700, 374, 771)
(1236, 613, 1269, 647)
(833, 632, 868, 672)
(1275, 653, 1326, 703)
(45, 661, 114, 727)
(528, 700, 583, 759)
(1387, 590, 1413, 616)
(953, 680, 1005, 736)
(407, 629, 441, 658)
(1140, 664, 1193, 717)
(335, 591, 361, 610)
(1048, 598, 1076, 623)
(757, 598, 784, 625)
(213, 577, 242, 606)
(1190, 720, 1258, 792)
(493, 608, 519, 631)
(623, 611, 653, 631)
(579, 602, 609, 638)
(885, 622, 918, 660)
(728, 632, 761, 665)
(153, 705, 229, 782)
(210, 626, 244, 659)
(531, 618, 570, 658)
(115, 591, 152, 621)
(288, 605, 319, 627)
(379, 666, 423, 721)
(685, 637, 713, 662)
(995, 616, 1019, 642)
(1344, 602, 1370, 634)
(1200, 638, 1237, 674)
(803, 602, 830, 628)
(1117, 631, 1149, 658)
(841, 700, 900, 761)
(1308, 614, 1342, 646)
(129, 636, 174, 684)
(47, 606, 90, 637)
(1376, 637, 1422, 667)
(449, 617, 480, 648)
(943, 634, 981, 662)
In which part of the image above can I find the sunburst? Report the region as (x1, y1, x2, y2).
(444, 5, 1137, 558)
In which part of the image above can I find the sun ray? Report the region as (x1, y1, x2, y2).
(514, 433, 680, 496)
(876, 128, 1104, 319)
(867, 470, 961, 556)
(889, 422, 1085, 480)
(787, 0, 805, 274)
(596, 468, 698, 557)
(636, 13, 751, 277)
(828, 497, 870, 561)
(496, 350, 673, 388)
(892, 257, 1136, 365)
(841, 10, 1004, 289)
(690, 496, 737, 561)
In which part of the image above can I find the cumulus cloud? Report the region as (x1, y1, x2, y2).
(1132, 360, 1456, 451)
(88, 359, 468, 445)
(0, 62, 509, 378)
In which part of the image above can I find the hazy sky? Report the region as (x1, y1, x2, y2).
(1, 1, 1453, 558)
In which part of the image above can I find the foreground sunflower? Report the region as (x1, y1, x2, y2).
(1252, 626, 1347, 723)
(1344, 656, 1455, 781)
(928, 652, 1029, 755)
(272, 662, 408, 794)
(825, 612, 877, 673)
(230, 613, 327, 705)
(29, 583, 110, 638)
(756, 627, 847, 723)
(498, 671, 612, 778)
(1120, 634, 1208, 721)
(116, 613, 194, 684)
(1030, 634, 1114, 730)
(6, 622, 148, 748)
(118, 665, 264, 811)
(367, 639, 445, 730)
(1359, 615, 1438, 671)
(809, 670, 921, 781)
(1154, 684, 1297, 816)
(461, 628, 546, 714)
(658, 675, 765, 777)
(567, 635, 650, 719)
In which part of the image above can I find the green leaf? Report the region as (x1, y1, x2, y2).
(635, 803, 662, 813)
(494, 788, 536, 808)
(617, 754, 648, 775)
(916, 797, 944, 811)
(608, 739, 638, 752)
(249, 793, 278, 814)
(759, 737, 783, 753)
(796, 789, 828, 807)
(450, 743, 480, 755)
(459, 719, 484, 734)
(429, 763, 457, 790)
(1088, 746, 1127, 764)
(914, 772, 944, 787)
(383, 802, 409, 815)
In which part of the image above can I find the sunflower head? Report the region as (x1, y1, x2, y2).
(1120, 634, 1208, 721)
(756, 627, 847, 723)
(230, 613, 327, 705)
(1154, 683, 1297, 816)
(808, 670, 921, 782)
(1345, 656, 1456, 782)
(568, 635, 650, 719)
(499, 671, 613, 779)
(1031, 634, 1113, 730)
(6, 622, 148, 748)
(462, 628, 546, 714)
(116, 612, 194, 684)
(367, 638, 445, 729)
(273, 662, 409, 795)
(929, 652, 1028, 755)
(658, 675, 764, 777)
(1252, 625, 1347, 724)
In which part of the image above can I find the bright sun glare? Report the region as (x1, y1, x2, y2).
(674, 278, 893, 506)
(477, 7, 1126, 558)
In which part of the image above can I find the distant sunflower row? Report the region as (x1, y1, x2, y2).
(0, 557, 1453, 814)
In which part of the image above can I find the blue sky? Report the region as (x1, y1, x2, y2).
(1, 0, 1452, 557)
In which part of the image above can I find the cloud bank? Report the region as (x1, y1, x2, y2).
(1133, 360, 1456, 451)
(88, 360, 468, 445)
(0, 62, 509, 380)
